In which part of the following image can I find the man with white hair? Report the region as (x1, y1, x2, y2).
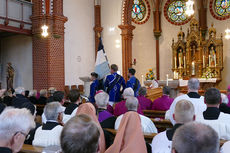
(166, 78, 206, 124)
(114, 88, 143, 116)
(0, 108, 35, 153)
(33, 102, 64, 147)
(12, 87, 30, 108)
(151, 100, 195, 153)
(95, 91, 113, 122)
(172, 122, 219, 153)
(115, 96, 157, 133)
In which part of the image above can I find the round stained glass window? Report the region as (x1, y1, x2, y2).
(215, 0, 230, 17)
(210, 0, 230, 20)
(132, 0, 151, 24)
(164, 0, 192, 25)
(168, 1, 187, 22)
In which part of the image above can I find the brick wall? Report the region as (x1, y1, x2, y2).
(31, 0, 67, 91)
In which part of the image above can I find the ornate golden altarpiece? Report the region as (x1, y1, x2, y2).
(172, 18, 224, 82)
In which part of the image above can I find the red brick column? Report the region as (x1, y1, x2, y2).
(31, 0, 67, 91)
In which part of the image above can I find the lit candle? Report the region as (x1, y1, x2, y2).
(174, 57, 177, 69)
(192, 61, 195, 75)
(166, 74, 169, 86)
(141, 75, 144, 86)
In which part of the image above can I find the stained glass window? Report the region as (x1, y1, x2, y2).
(167, 1, 188, 23)
(214, 0, 230, 17)
(132, 0, 147, 22)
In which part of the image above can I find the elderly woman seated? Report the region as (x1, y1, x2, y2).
(33, 102, 64, 147)
(95, 91, 113, 122)
(95, 91, 116, 129)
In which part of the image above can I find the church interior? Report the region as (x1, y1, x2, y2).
(1, 0, 230, 153)
(0, 0, 229, 91)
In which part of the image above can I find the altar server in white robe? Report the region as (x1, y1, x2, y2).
(151, 99, 195, 153)
(196, 88, 230, 140)
(33, 102, 64, 147)
(221, 141, 230, 153)
(166, 78, 206, 125)
(115, 96, 158, 134)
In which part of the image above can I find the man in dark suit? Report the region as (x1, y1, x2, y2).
(12, 87, 30, 108)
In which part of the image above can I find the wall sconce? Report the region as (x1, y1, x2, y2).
(131, 58, 137, 66)
(41, 25, 49, 37)
(225, 28, 230, 40)
(185, 0, 194, 16)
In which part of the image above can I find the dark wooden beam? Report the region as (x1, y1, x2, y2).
(94, 4, 103, 60)
(153, 0, 162, 80)
(198, 0, 208, 39)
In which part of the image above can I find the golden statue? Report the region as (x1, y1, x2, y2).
(209, 46, 216, 67)
(7, 63, 14, 90)
(178, 49, 183, 68)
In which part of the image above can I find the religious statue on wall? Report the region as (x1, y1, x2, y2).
(191, 45, 197, 61)
(6, 63, 14, 90)
(178, 48, 184, 68)
(209, 46, 217, 67)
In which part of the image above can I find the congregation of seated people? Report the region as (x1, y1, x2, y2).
(1, 65, 230, 153)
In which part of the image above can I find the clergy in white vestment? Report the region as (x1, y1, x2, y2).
(221, 141, 230, 153)
(42, 91, 66, 124)
(33, 102, 64, 147)
(115, 96, 158, 134)
(196, 88, 230, 140)
(166, 78, 206, 125)
(151, 99, 195, 153)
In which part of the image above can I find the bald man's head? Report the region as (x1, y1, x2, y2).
(172, 122, 219, 153)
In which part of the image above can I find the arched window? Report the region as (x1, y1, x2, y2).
(132, 0, 151, 24)
(210, 0, 230, 20)
(164, 0, 192, 25)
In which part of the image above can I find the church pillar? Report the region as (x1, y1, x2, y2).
(119, 24, 135, 81)
(31, 0, 67, 91)
(153, 0, 162, 80)
(198, 0, 208, 39)
(94, 0, 103, 59)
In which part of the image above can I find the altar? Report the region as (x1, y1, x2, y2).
(158, 78, 218, 98)
(171, 18, 224, 82)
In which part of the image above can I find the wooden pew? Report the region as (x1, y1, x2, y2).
(146, 88, 163, 101)
(19, 144, 43, 153)
(105, 128, 157, 143)
(104, 128, 227, 146)
(151, 119, 173, 131)
(143, 110, 166, 118)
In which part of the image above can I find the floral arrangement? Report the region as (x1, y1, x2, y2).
(145, 69, 156, 80)
(202, 68, 215, 79)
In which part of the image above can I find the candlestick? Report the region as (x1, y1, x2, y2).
(174, 57, 177, 69)
(203, 55, 205, 68)
(184, 56, 186, 69)
(209, 55, 211, 67)
(166, 74, 169, 86)
(214, 54, 216, 67)
(141, 75, 144, 86)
